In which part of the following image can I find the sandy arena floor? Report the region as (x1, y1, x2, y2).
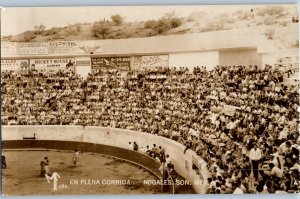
(2, 150, 166, 195)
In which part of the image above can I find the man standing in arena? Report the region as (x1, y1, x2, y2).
(128, 142, 133, 150)
(40, 159, 46, 177)
(151, 144, 160, 158)
(73, 150, 79, 167)
(43, 157, 51, 176)
(165, 154, 172, 167)
(250, 144, 262, 181)
(133, 142, 138, 151)
(2, 155, 7, 169)
(159, 146, 165, 162)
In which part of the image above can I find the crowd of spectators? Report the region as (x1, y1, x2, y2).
(1, 64, 299, 194)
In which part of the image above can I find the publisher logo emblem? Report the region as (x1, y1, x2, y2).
(45, 172, 60, 191)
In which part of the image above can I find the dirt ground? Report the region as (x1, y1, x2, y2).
(2, 150, 166, 195)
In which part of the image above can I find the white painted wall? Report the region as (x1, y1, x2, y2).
(169, 51, 219, 71)
(261, 54, 277, 68)
(219, 49, 262, 67)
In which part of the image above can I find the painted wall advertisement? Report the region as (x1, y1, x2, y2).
(19, 43, 48, 55)
(75, 57, 91, 66)
(75, 57, 91, 79)
(91, 57, 130, 71)
(47, 41, 78, 54)
(1, 59, 29, 71)
(17, 41, 103, 55)
(132, 55, 169, 69)
(1, 42, 18, 56)
(77, 41, 102, 54)
(30, 58, 75, 71)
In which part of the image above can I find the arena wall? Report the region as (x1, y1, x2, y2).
(169, 51, 219, 71)
(219, 48, 262, 67)
(2, 125, 209, 194)
(3, 140, 165, 180)
(261, 48, 299, 69)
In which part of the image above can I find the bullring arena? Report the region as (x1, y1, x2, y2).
(2, 126, 199, 195)
(1, 28, 300, 195)
(2, 150, 162, 195)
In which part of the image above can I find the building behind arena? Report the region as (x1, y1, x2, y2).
(2, 28, 298, 76)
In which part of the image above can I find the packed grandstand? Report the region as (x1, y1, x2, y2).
(1, 64, 299, 194)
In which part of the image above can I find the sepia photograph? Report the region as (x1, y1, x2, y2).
(1, 4, 299, 195)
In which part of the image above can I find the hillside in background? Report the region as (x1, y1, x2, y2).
(2, 5, 299, 49)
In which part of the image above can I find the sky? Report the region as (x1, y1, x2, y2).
(1, 5, 297, 36)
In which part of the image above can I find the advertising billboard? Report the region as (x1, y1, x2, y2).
(1, 59, 29, 71)
(132, 55, 169, 69)
(30, 58, 75, 71)
(91, 57, 130, 71)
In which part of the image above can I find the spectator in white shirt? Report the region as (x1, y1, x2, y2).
(250, 144, 262, 181)
(269, 163, 283, 178)
(140, 145, 149, 154)
(128, 142, 133, 150)
(232, 180, 244, 194)
(165, 154, 172, 166)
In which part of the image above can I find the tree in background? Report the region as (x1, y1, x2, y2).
(43, 27, 59, 36)
(34, 24, 46, 35)
(144, 20, 158, 29)
(162, 11, 182, 29)
(256, 5, 286, 18)
(234, 9, 251, 20)
(111, 14, 123, 25)
(23, 31, 36, 42)
(156, 18, 171, 34)
(169, 17, 182, 28)
(144, 11, 182, 34)
(67, 23, 81, 35)
(91, 21, 111, 39)
(2, 35, 13, 42)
